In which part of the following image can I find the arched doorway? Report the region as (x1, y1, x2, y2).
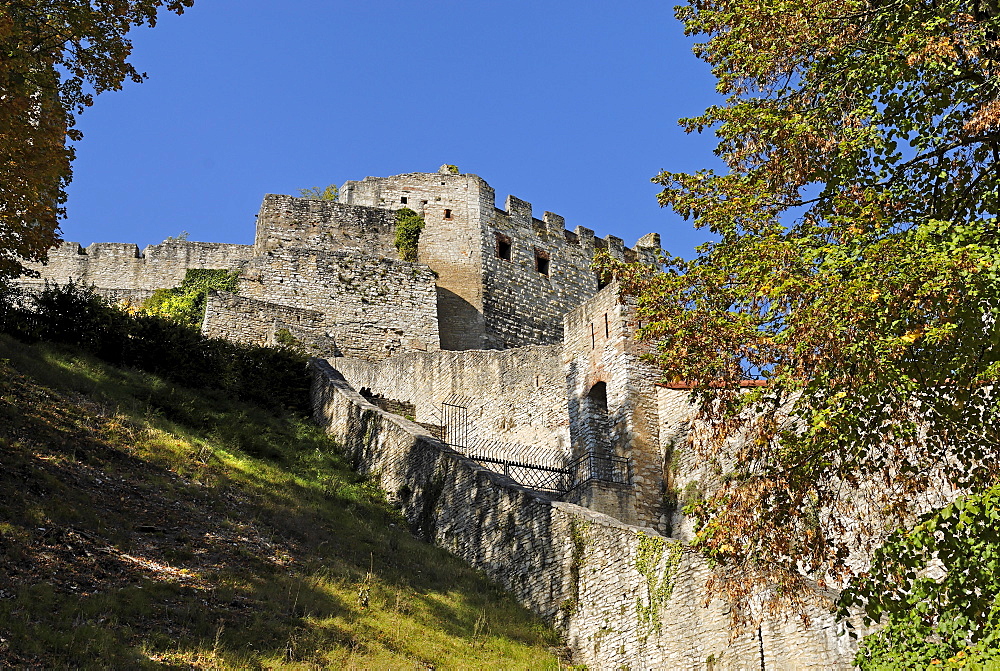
(584, 382, 613, 481)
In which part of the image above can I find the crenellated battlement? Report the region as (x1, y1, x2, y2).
(19, 240, 255, 303)
(17, 167, 663, 358)
(492, 193, 660, 264)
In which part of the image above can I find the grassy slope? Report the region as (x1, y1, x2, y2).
(0, 334, 562, 669)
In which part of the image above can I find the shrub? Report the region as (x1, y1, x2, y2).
(298, 185, 339, 201)
(141, 269, 240, 328)
(394, 208, 425, 262)
(1, 282, 309, 413)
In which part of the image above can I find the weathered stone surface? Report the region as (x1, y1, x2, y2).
(236, 248, 440, 361)
(311, 359, 857, 670)
(332, 345, 570, 458)
(14, 168, 862, 667)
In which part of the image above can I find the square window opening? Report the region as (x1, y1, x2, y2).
(535, 248, 550, 275)
(495, 233, 512, 261)
(400, 196, 408, 204)
(444, 209, 453, 219)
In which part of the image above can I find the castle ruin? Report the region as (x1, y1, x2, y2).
(18, 166, 857, 668)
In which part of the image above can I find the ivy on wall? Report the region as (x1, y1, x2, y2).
(561, 519, 591, 621)
(635, 532, 683, 638)
(394, 208, 425, 263)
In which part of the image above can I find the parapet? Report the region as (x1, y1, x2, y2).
(254, 193, 400, 258)
(17, 239, 254, 297)
(495, 191, 661, 263)
(84, 242, 142, 259)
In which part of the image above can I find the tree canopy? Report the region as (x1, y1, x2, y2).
(599, 0, 1000, 658)
(0, 0, 193, 280)
(298, 184, 339, 201)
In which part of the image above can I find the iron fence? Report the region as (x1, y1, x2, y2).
(440, 399, 632, 495)
(465, 455, 571, 493)
(441, 400, 468, 449)
(567, 452, 632, 491)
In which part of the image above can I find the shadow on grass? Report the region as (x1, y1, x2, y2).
(0, 334, 559, 668)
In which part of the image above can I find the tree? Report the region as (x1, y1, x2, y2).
(842, 485, 1000, 667)
(141, 268, 239, 328)
(0, 0, 194, 280)
(297, 185, 339, 201)
(598, 0, 1000, 653)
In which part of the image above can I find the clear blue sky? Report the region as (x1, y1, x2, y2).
(63, 0, 725, 258)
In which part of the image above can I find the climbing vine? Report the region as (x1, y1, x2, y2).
(634, 532, 683, 637)
(394, 208, 425, 262)
(561, 518, 591, 620)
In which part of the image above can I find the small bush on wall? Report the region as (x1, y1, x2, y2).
(142, 269, 240, 328)
(394, 208, 425, 263)
(298, 184, 339, 201)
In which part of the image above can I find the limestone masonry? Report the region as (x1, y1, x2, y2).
(19, 166, 857, 668)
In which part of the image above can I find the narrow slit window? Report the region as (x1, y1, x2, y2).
(495, 232, 512, 261)
(535, 248, 550, 275)
(604, 313, 609, 337)
(591, 323, 595, 349)
(444, 209, 453, 219)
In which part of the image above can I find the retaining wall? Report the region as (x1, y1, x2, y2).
(311, 359, 856, 670)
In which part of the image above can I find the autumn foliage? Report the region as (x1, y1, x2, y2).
(0, 1, 193, 279)
(598, 0, 1000, 654)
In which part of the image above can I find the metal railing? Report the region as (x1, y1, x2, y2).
(441, 400, 468, 449)
(440, 399, 632, 495)
(464, 454, 571, 493)
(566, 452, 632, 491)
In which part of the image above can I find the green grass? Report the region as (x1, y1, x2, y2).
(0, 334, 563, 669)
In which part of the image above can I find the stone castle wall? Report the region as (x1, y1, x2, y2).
(254, 194, 400, 258)
(341, 171, 490, 350)
(655, 386, 705, 540)
(562, 286, 668, 532)
(18, 170, 665, 363)
(340, 169, 663, 351)
(17, 240, 254, 303)
(331, 346, 570, 461)
(235, 248, 440, 361)
(482, 197, 661, 349)
(311, 359, 856, 670)
(201, 291, 339, 357)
